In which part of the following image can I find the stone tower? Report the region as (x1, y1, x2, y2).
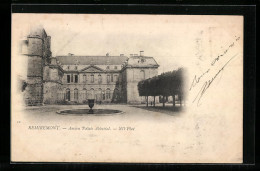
(24, 26, 51, 105)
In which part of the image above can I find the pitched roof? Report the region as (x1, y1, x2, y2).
(56, 56, 128, 65)
(126, 56, 159, 67)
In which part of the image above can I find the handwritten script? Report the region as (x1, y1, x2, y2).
(190, 36, 241, 106)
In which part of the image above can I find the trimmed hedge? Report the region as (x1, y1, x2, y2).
(138, 68, 187, 107)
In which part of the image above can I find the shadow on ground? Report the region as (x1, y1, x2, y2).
(131, 105, 185, 116)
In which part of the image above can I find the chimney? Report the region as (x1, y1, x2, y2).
(140, 51, 144, 56)
(120, 54, 124, 56)
(106, 53, 109, 56)
(130, 54, 133, 57)
(68, 53, 74, 56)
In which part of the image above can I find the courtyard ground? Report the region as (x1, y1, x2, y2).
(11, 103, 242, 163)
(21, 103, 184, 122)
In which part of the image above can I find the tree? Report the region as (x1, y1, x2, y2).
(137, 67, 187, 108)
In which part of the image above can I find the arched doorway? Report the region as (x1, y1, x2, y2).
(89, 88, 95, 99)
(82, 88, 87, 100)
(106, 88, 111, 100)
(66, 88, 70, 101)
(74, 88, 78, 101)
(97, 88, 102, 101)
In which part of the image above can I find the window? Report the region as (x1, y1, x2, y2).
(98, 74, 102, 84)
(90, 88, 95, 99)
(114, 66, 117, 69)
(74, 88, 78, 101)
(106, 89, 111, 99)
(102, 91, 105, 100)
(114, 75, 118, 82)
(75, 75, 78, 83)
(83, 75, 86, 82)
(97, 88, 102, 101)
(67, 75, 70, 83)
(140, 70, 145, 80)
(71, 74, 73, 82)
(91, 74, 94, 83)
(111, 74, 113, 82)
(66, 88, 70, 101)
(83, 88, 87, 100)
(107, 75, 111, 83)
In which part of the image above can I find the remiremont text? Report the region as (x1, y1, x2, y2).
(28, 126, 60, 130)
(28, 126, 135, 131)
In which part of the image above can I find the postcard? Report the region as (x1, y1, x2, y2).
(11, 14, 243, 163)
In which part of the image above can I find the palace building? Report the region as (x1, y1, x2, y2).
(20, 26, 159, 105)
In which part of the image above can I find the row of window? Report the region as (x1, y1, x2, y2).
(66, 66, 119, 70)
(64, 88, 115, 101)
(67, 74, 78, 83)
(66, 74, 118, 83)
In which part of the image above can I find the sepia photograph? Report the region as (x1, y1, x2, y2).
(11, 13, 243, 163)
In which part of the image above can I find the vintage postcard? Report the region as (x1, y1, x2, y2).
(11, 14, 243, 163)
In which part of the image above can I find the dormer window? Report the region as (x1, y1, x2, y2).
(106, 66, 110, 70)
(114, 66, 117, 69)
(67, 66, 70, 70)
(75, 66, 78, 70)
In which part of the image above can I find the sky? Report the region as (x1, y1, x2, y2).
(12, 14, 243, 74)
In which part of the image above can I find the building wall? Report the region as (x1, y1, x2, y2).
(60, 70, 120, 103)
(61, 64, 122, 71)
(22, 27, 160, 105)
(60, 84, 119, 103)
(43, 64, 63, 104)
(125, 67, 158, 104)
(43, 82, 62, 104)
(120, 69, 127, 103)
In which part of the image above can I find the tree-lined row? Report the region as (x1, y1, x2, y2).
(138, 68, 187, 107)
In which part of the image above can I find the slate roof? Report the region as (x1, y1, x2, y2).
(56, 56, 128, 65)
(126, 56, 159, 67)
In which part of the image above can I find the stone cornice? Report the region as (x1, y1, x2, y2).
(63, 70, 120, 74)
(120, 65, 159, 72)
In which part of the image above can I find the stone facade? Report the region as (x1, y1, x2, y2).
(22, 26, 52, 105)
(21, 27, 159, 105)
(121, 58, 159, 104)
